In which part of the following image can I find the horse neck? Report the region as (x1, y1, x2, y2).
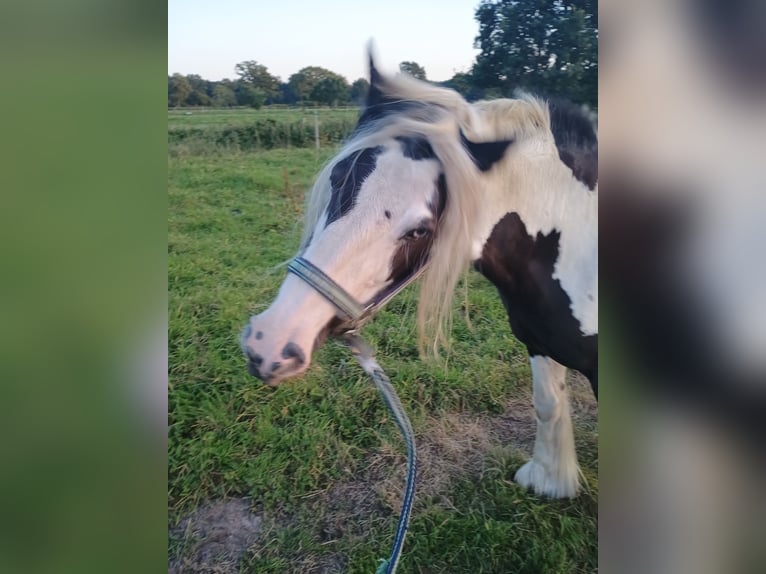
(470, 146, 598, 260)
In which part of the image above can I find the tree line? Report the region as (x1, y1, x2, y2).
(168, 1, 597, 109)
(168, 64, 372, 109)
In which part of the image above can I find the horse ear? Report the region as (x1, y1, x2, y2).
(460, 130, 513, 172)
(367, 48, 387, 108)
(358, 46, 399, 125)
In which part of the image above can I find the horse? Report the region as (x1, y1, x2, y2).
(241, 53, 597, 499)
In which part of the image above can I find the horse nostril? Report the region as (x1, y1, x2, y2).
(244, 344, 305, 382)
(247, 360, 262, 378)
(281, 342, 305, 365)
(245, 347, 263, 367)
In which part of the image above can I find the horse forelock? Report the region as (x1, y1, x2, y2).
(301, 86, 549, 240)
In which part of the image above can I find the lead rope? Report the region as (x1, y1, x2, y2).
(287, 257, 419, 573)
(343, 333, 417, 574)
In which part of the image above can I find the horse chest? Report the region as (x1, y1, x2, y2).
(473, 212, 597, 378)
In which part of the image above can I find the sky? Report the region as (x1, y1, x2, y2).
(168, 0, 482, 83)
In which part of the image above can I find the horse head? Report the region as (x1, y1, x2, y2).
(241, 56, 450, 384)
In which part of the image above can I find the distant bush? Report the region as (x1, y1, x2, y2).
(168, 116, 357, 153)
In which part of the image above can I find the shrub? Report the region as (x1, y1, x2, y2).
(168, 117, 357, 153)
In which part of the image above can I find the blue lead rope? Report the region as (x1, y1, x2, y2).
(344, 334, 417, 574)
(286, 258, 418, 573)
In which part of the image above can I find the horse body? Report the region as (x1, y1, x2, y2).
(439, 97, 598, 499)
(242, 52, 597, 498)
(468, 99, 598, 383)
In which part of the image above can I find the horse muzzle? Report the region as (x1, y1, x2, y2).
(241, 321, 311, 385)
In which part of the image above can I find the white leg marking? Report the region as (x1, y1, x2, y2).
(514, 356, 580, 498)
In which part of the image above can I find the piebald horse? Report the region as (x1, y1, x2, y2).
(242, 55, 597, 498)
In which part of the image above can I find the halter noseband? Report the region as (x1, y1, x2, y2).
(287, 256, 427, 333)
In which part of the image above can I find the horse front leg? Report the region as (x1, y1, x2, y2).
(514, 355, 580, 498)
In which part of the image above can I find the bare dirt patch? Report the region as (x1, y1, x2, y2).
(169, 498, 264, 573)
(317, 372, 596, 540)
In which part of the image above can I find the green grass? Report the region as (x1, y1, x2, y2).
(168, 143, 598, 572)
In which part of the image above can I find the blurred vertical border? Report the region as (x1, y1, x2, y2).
(0, 1, 167, 572)
(600, 0, 765, 572)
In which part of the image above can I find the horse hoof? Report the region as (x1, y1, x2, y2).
(514, 459, 580, 499)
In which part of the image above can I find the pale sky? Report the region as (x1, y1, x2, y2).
(168, 0, 482, 83)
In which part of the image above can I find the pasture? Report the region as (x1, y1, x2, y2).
(168, 108, 598, 573)
(168, 107, 360, 127)
(168, 107, 359, 155)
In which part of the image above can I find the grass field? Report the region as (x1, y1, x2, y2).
(168, 112, 598, 573)
(168, 107, 360, 128)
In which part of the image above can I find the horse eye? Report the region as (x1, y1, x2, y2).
(405, 227, 431, 240)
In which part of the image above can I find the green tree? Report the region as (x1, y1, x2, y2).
(185, 92, 211, 106)
(234, 81, 266, 108)
(212, 83, 237, 107)
(442, 71, 484, 100)
(349, 78, 369, 104)
(399, 61, 427, 80)
(183, 74, 214, 106)
(310, 76, 349, 106)
(288, 67, 347, 103)
(168, 73, 192, 107)
(472, 0, 597, 106)
(278, 82, 298, 105)
(234, 61, 280, 103)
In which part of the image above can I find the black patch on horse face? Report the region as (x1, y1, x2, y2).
(388, 223, 435, 284)
(396, 136, 436, 160)
(387, 173, 446, 284)
(326, 146, 383, 227)
(460, 131, 513, 172)
(549, 100, 598, 190)
(474, 212, 598, 394)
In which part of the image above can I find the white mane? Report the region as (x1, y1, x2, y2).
(301, 72, 552, 354)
